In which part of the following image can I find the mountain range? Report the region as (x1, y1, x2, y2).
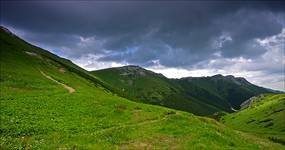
(92, 65, 277, 115)
(0, 26, 284, 149)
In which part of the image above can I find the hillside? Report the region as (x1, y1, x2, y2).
(179, 75, 271, 109)
(92, 66, 223, 115)
(92, 66, 274, 115)
(1, 26, 284, 149)
(221, 94, 285, 145)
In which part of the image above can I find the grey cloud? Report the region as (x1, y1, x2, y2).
(1, 1, 284, 69)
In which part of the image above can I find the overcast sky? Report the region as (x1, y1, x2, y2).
(1, 1, 284, 91)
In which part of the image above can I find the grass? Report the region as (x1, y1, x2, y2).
(177, 75, 271, 109)
(221, 94, 285, 145)
(92, 66, 274, 116)
(1, 26, 284, 149)
(92, 67, 224, 115)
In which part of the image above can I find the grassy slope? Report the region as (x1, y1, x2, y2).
(221, 94, 285, 144)
(92, 67, 273, 115)
(1, 27, 284, 149)
(178, 75, 270, 109)
(173, 78, 231, 111)
(92, 67, 222, 116)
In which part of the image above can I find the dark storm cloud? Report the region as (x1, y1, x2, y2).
(1, 1, 284, 68)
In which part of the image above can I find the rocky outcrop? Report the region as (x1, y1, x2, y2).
(240, 94, 264, 110)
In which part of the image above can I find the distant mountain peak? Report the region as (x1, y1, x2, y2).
(112, 65, 151, 77)
(225, 75, 235, 78)
(124, 65, 144, 70)
(116, 65, 145, 72)
(114, 65, 143, 70)
(211, 74, 224, 78)
(125, 65, 141, 68)
(95, 65, 166, 79)
(212, 74, 235, 79)
(210, 74, 250, 85)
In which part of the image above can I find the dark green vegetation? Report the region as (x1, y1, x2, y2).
(1, 26, 284, 149)
(221, 94, 285, 145)
(92, 66, 274, 115)
(179, 75, 275, 109)
(93, 66, 222, 115)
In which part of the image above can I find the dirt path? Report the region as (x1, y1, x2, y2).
(40, 71, 75, 93)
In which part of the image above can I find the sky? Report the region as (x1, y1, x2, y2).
(1, 1, 284, 91)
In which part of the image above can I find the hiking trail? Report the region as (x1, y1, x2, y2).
(40, 71, 75, 93)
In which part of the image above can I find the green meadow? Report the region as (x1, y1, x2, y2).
(221, 94, 285, 144)
(1, 27, 284, 149)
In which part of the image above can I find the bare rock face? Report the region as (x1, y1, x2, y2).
(240, 94, 264, 110)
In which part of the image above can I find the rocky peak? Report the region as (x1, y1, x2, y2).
(117, 65, 165, 78)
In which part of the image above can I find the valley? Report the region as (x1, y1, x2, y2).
(0, 26, 284, 149)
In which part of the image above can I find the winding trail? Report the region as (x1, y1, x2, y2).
(40, 71, 75, 93)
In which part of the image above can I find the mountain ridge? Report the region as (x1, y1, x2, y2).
(1, 26, 284, 149)
(92, 65, 278, 115)
(97, 65, 277, 91)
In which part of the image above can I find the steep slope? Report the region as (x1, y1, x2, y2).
(1, 26, 284, 149)
(221, 94, 285, 145)
(92, 67, 274, 115)
(92, 66, 222, 115)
